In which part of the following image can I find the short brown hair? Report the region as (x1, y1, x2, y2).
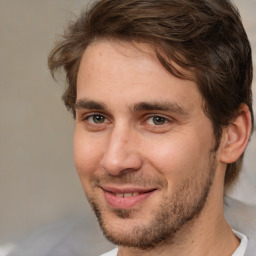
(48, 0, 254, 187)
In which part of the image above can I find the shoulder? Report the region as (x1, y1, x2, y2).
(224, 196, 256, 254)
(99, 248, 118, 256)
(8, 217, 113, 256)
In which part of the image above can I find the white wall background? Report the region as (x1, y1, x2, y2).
(0, 0, 93, 246)
(0, 0, 255, 250)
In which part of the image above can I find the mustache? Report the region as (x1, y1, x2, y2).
(89, 172, 167, 188)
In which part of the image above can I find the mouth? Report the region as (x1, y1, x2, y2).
(100, 186, 157, 209)
(114, 192, 141, 197)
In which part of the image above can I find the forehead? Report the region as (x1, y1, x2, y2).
(77, 40, 203, 111)
(78, 40, 166, 83)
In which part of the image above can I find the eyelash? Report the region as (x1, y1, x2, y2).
(82, 112, 172, 127)
(144, 114, 170, 126)
(83, 113, 109, 124)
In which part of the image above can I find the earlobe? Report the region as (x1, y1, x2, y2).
(219, 104, 252, 164)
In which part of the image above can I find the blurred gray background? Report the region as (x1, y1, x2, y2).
(0, 0, 255, 255)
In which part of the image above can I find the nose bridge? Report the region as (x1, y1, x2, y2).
(100, 123, 142, 175)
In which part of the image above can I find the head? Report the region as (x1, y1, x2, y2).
(48, 0, 253, 250)
(49, 0, 253, 188)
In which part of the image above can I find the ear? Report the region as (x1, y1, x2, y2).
(219, 104, 252, 164)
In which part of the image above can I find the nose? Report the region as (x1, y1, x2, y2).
(100, 126, 143, 176)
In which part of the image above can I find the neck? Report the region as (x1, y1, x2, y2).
(118, 177, 239, 256)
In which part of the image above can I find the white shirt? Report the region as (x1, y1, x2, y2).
(100, 230, 248, 256)
(100, 248, 118, 256)
(232, 230, 248, 256)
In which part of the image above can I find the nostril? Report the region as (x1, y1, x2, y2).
(100, 151, 143, 176)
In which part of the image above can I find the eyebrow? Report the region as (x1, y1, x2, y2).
(75, 99, 189, 116)
(75, 99, 107, 110)
(132, 101, 189, 116)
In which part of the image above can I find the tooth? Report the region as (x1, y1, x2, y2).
(115, 192, 140, 197)
(124, 193, 132, 198)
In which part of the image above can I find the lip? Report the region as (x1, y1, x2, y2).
(101, 185, 157, 209)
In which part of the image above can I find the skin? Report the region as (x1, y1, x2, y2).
(74, 40, 244, 256)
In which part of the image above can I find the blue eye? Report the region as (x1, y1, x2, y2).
(147, 116, 168, 125)
(87, 114, 106, 124)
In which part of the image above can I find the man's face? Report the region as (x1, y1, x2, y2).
(74, 40, 218, 248)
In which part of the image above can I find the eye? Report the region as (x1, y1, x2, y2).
(146, 115, 169, 125)
(86, 114, 107, 124)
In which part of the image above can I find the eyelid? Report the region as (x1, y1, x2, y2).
(143, 114, 174, 124)
(81, 111, 107, 120)
(81, 112, 111, 126)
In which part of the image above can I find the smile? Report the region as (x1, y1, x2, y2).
(101, 186, 157, 209)
(115, 192, 139, 197)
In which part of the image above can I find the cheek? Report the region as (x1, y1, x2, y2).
(73, 130, 103, 178)
(144, 131, 213, 183)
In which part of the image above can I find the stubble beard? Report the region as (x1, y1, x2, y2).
(87, 152, 217, 250)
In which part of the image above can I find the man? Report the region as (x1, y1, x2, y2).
(48, 0, 254, 255)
